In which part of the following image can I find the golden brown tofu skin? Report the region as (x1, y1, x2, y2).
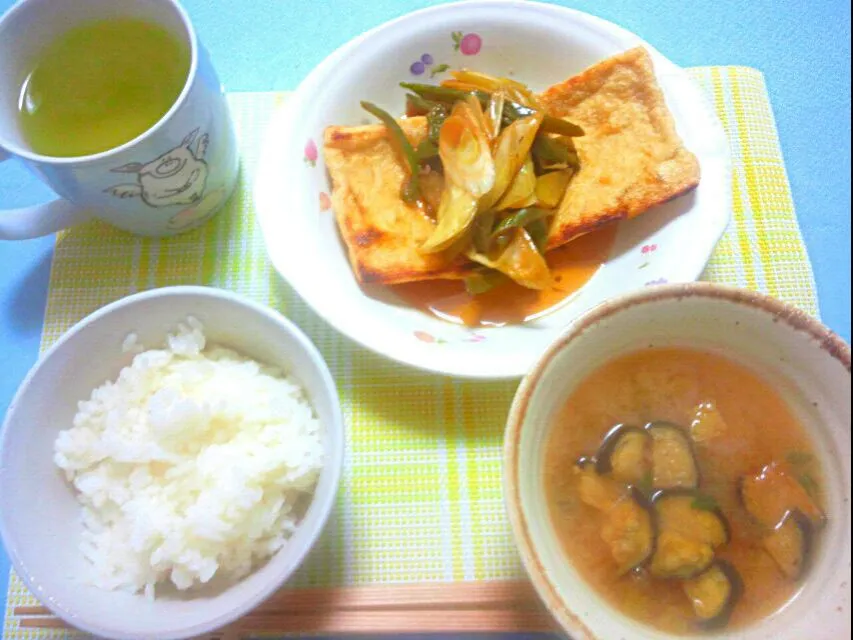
(323, 117, 474, 285)
(538, 47, 701, 250)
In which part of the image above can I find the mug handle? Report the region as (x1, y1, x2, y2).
(0, 148, 93, 240)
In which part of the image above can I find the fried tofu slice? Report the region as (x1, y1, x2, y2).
(326, 48, 699, 283)
(538, 47, 700, 250)
(324, 117, 473, 285)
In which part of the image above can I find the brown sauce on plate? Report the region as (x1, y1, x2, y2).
(393, 226, 617, 327)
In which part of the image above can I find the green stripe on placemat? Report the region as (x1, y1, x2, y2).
(3, 66, 819, 638)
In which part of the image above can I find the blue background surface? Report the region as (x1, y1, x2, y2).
(0, 0, 849, 637)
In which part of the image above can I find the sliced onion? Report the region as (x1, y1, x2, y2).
(468, 227, 551, 290)
(439, 100, 495, 198)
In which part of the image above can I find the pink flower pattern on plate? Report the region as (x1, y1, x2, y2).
(410, 53, 433, 76)
(414, 331, 441, 344)
(304, 139, 318, 167)
(414, 330, 485, 344)
(410, 53, 450, 78)
(319, 192, 331, 211)
(452, 31, 482, 55)
(639, 243, 660, 269)
(645, 277, 669, 287)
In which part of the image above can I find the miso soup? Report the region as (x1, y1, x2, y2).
(544, 347, 825, 634)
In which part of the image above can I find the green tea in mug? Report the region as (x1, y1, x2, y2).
(18, 18, 190, 158)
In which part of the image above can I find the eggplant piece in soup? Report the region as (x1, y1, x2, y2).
(682, 561, 744, 628)
(575, 462, 626, 512)
(739, 461, 825, 529)
(652, 489, 730, 548)
(595, 424, 651, 485)
(763, 510, 814, 580)
(645, 422, 700, 490)
(600, 487, 657, 574)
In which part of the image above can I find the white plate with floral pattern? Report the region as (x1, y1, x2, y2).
(253, 0, 731, 379)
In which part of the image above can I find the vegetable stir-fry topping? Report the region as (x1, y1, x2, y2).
(363, 70, 585, 292)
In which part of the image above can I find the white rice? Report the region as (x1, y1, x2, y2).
(53, 318, 324, 597)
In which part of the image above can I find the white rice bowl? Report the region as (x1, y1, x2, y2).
(53, 318, 325, 598)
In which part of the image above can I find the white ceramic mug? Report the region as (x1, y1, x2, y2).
(0, 0, 239, 239)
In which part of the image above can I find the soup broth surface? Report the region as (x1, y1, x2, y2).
(544, 347, 825, 634)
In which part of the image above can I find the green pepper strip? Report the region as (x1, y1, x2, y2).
(415, 139, 438, 160)
(532, 135, 569, 165)
(406, 93, 436, 116)
(403, 82, 585, 138)
(526, 219, 550, 254)
(426, 104, 449, 145)
(503, 102, 585, 137)
(361, 101, 421, 203)
(471, 211, 496, 254)
(400, 82, 490, 105)
(491, 207, 553, 239)
(464, 268, 508, 295)
(540, 115, 585, 137)
(502, 101, 534, 122)
(563, 138, 581, 171)
(531, 135, 580, 171)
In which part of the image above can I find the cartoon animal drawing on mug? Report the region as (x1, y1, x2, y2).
(167, 187, 228, 231)
(105, 128, 209, 207)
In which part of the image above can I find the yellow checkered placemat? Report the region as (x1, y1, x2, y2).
(3, 66, 819, 638)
